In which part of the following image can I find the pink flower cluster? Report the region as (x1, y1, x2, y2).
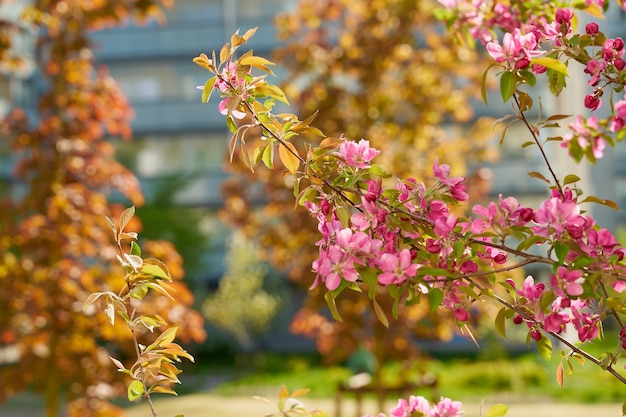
(338, 138, 381, 169)
(508, 276, 601, 343)
(486, 28, 544, 70)
(560, 116, 605, 160)
(364, 395, 462, 417)
(214, 62, 248, 119)
(583, 36, 625, 112)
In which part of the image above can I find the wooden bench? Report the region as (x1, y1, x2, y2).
(334, 373, 438, 417)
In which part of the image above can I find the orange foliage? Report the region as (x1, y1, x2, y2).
(0, 1, 204, 416)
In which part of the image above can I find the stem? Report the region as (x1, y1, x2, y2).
(513, 93, 564, 197)
(117, 239, 158, 417)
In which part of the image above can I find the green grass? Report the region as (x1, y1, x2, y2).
(210, 342, 626, 404)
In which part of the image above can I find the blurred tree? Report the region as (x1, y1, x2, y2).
(220, 0, 498, 384)
(0, 1, 205, 416)
(203, 231, 281, 353)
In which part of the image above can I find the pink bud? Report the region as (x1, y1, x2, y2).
(585, 22, 599, 35)
(530, 329, 542, 341)
(513, 315, 523, 325)
(454, 308, 470, 322)
(584, 94, 601, 111)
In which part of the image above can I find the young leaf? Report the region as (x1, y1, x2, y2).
(481, 64, 495, 104)
(141, 262, 171, 281)
(563, 174, 580, 185)
(372, 298, 389, 328)
(324, 291, 343, 322)
(556, 360, 564, 388)
(527, 171, 551, 184)
(201, 76, 217, 104)
(152, 327, 178, 348)
(118, 206, 135, 234)
(127, 380, 144, 402)
(130, 241, 141, 257)
(495, 307, 506, 338)
(535, 335, 552, 361)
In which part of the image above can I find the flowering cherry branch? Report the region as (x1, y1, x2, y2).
(194, 8, 626, 398)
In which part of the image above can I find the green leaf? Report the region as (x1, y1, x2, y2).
(486, 403, 509, 417)
(580, 196, 620, 210)
(141, 263, 171, 280)
(254, 84, 289, 105)
(201, 76, 217, 104)
(262, 142, 274, 169)
(621, 400, 626, 416)
(535, 335, 552, 361)
(500, 71, 516, 102)
(127, 380, 144, 402)
(130, 241, 141, 257)
(563, 174, 580, 185)
(152, 327, 178, 348)
(554, 242, 569, 264)
(324, 291, 343, 322)
(495, 307, 506, 338)
(428, 288, 443, 313)
(531, 57, 568, 75)
(481, 64, 495, 104)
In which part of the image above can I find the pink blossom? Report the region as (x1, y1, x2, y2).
(532, 197, 585, 238)
(486, 28, 544, 67)
(572, 309, 599, 342)
(517, 276, 545, 302)
(338, 139, 381, 169)
(431, 397, 464, 417)
(377, 249, 419, 285)
(543, 311, 570, 334)
(550, 266, 584, 297)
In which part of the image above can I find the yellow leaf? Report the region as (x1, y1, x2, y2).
(279, 141, 300, 175)
(530, 57, 568, 76)
(584, 3, 605, 19)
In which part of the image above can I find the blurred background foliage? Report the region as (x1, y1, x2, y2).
(0, 1, 205, 416)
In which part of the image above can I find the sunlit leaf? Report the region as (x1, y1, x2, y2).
(118, 206, 135, 233)
(201, 76, 217, 103)
(531, 57, 568, 76)
(495, 307, 506, 338)
(127, 380, 144, 402)
(278, 141, 300, 175)
(372, 298, 389, 328)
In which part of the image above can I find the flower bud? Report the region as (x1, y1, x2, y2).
(555, 8, 573, 24)
(530, 329, 542, 341)
(585, 22, 599, 36)
(513, 315, 524, 325)
(584, 94, 601, 111)
(514, 58, 530, 69)
(615, 58, 626, 71)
